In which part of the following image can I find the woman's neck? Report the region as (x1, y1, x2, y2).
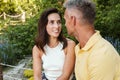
(48, 38, 59, 48)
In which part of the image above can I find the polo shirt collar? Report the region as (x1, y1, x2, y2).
(81, 30, 102, 51)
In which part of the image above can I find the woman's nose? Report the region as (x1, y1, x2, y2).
(54, 22, 59, 28)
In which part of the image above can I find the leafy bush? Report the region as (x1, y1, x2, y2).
(0, 1, 17, 14)
(94, 0, 120, 39)
(28, 76, 34, 80)
(0, 43, 19, 64)
(3, 14, 38, 56)
(24, 69, 33, 78)
(24, 69, 34, 80)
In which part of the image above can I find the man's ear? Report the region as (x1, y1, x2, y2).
(71, 16, 76, 26)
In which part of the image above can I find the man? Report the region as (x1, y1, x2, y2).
(63, 0, 120, 80)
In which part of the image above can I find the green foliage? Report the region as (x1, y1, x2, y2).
(24, 69, 33, 78)
(0, 0, 41, 16)
(93, 0, 120, 53)
(0, 1, 17, 14)
(106, 4, 120, 38)
(28, 76, 34, 80)
(2, 14, 39, 56)
(0, 43, 19, 64)
(20, 2, 40, 18)
(0, 19, 10, 29)
(94, 0, 120, 39)
(40, 0, 64, 9)
(0, 31, 20, 64)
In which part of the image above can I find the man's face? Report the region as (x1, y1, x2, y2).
(64, 9, 74, 36)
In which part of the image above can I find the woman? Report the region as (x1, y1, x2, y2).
(32, 8, 75, 80)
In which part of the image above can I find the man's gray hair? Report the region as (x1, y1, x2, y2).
(64, 0, 82, 8)
(63, 0, 94, 8)
(63, 0, 96, 24)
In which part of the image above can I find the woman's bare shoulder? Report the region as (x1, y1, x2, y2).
(66, 38, 76, 46)
(32, 45, 43, 57)
(33, 45, 40, 51)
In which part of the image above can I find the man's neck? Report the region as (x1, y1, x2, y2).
(76, 26, 95, 48)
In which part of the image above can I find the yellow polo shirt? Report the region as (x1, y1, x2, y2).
(75, 31, 120, 80)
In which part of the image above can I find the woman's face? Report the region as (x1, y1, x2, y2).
(46, 13, 62, 38)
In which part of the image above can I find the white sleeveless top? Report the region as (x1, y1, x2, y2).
(42, 42, 65, 80)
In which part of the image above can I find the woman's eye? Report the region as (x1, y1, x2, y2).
(50, 21, 54, 24)
(49, 21, 54, 24)
(57, 20, 61, 24)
